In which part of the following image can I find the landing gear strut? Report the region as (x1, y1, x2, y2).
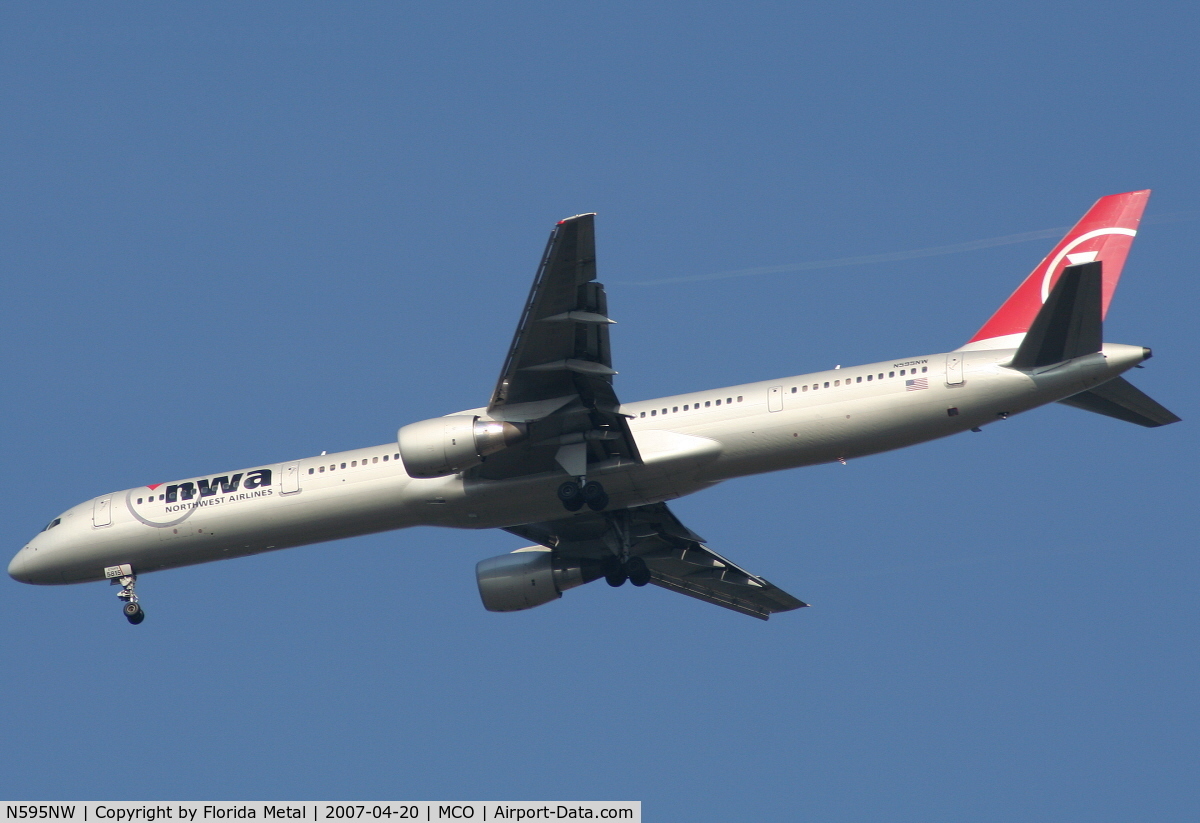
(114, 575, 145, 624)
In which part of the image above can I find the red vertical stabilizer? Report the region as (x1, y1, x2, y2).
(963, 190, 1150, 349)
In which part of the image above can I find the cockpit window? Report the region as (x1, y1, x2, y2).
(42, 518, 61, 532)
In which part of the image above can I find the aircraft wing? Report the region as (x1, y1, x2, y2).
(480, 214, 639, 479)
(504, 503, 808, 620)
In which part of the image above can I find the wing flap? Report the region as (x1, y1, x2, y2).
(643, 542, 808, 620)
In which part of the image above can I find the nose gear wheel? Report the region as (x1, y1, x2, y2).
(114, 574, 145, 624)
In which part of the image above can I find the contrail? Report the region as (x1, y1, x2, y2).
(616, 210, 1198, 287)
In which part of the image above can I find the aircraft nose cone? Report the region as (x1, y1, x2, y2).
(8, 547, 40, 584)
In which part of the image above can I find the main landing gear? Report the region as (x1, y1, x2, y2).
(557, 479, 609, 512)
(602, 555, 651, 587)
(114, 575, 145, 624)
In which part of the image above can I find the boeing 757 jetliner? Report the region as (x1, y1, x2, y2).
(9, 191, 1179, 623)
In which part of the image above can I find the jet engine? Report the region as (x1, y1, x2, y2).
(476, 548, 602, 612)
(397, 415, 526, 478)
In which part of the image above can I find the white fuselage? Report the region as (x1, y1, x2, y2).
(9, 343, 1146, 585)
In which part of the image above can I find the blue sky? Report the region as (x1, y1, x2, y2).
(2, 2, 1196, 819)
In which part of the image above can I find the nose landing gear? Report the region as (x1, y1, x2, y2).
(114, 574, 145, 624)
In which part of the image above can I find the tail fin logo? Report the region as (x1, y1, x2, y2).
(963, 190, 1149, 349)
(1040, 227, 1136, 303)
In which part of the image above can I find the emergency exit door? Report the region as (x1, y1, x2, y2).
(281, 461, 302, 495)
(945, 353, 964, 385)
(768, 386, 783, 412)
(93, 494, 112, 527)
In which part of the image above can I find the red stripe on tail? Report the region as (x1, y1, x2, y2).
(966, 190, 1150, 346)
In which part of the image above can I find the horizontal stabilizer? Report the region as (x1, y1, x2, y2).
(1059, 376, 1181, 427)
(1010, 261, 1102, 370)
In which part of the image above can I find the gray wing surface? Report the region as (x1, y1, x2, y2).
(477, 214, 639, 480)
(504, 503, 808, 620)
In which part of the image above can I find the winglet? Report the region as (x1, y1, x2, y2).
(962, 190, 1150, 350)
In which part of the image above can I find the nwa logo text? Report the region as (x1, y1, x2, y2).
(166, 469, 272, 503)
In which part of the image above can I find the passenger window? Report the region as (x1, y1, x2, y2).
(640, 411, 646, 418)
(727, 398, 732, 404)
(738, 396, 743, 402)
(900, 369, 905, 376)
(341, 463, 347, 469)
(823, 382, 829, 388)
(159, 494, 164, 501)
(922, 367, 928, 373)
(867, 375, 873, 381)
(320, 466, 325, 473)
(791, 387, 797, 393)
(715, 399, 721, 406)
(383, 455, 389, 461)
(308, 468, 314, 475)
(351, 460, 357, 467)
(673, 407, 678, 413)
(889, 372, 894, 378)
(137, 498, 143, 505)
(878, 374, 884, 380)
(373, 457, 379, 463)
(705, 401, 711, 407)
(651, 409, 657, 416)
(812, 384, 818, 391)
(662, 408, 667, 414)
(834, 380, 840, 387)
(802, 385, 808, 392)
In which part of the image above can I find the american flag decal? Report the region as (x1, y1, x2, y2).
(905, 377, 929, 391)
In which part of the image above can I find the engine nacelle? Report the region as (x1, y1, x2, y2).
(397, 415, 526, 478)
(476, 548, 600, 612)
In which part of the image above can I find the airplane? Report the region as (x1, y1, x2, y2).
(8, 190, 1180, 624)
